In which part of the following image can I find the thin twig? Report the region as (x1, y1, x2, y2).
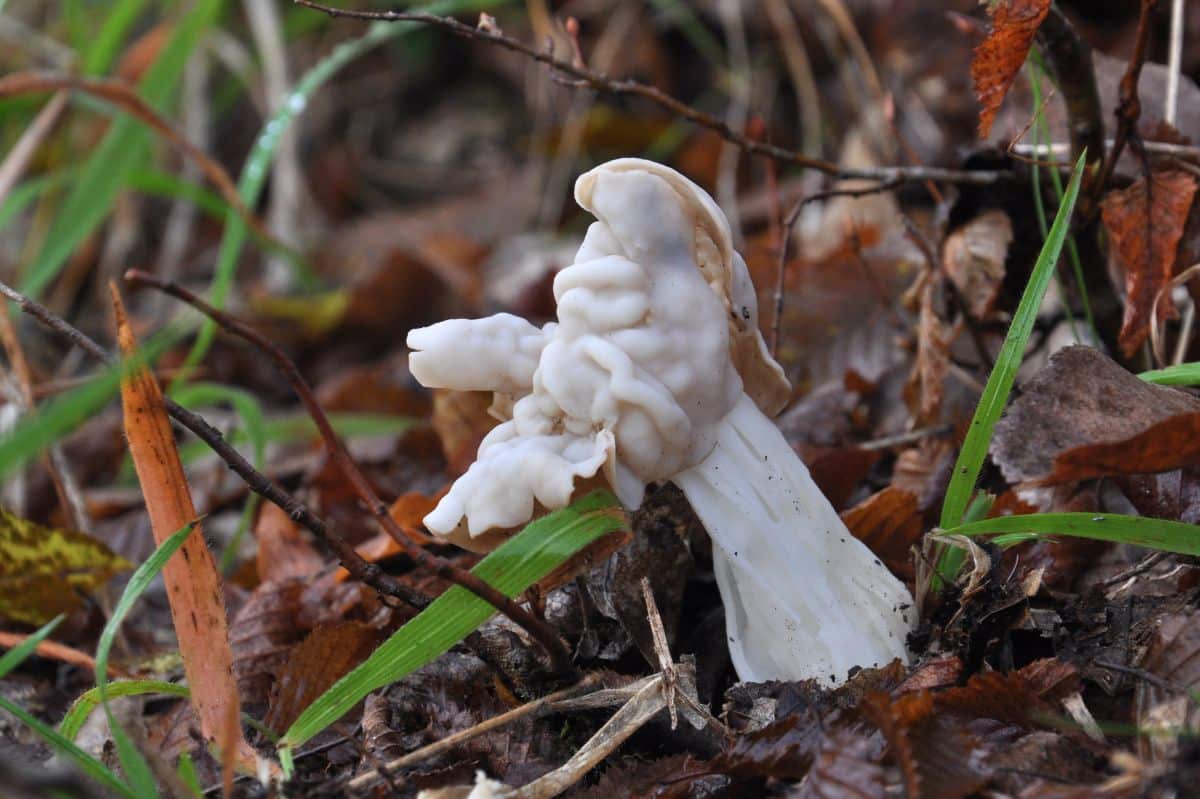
(346, 673, 605, 792)
(0, 278, 430, 611)
(1090, 0, 1157, 215)
(292, 0, 1006, 188)
(124, 270, 575, 674)
(1166, 0, 1184, 126)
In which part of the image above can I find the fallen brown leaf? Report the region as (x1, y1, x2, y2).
(971, 0, 1052, 138)
(1039, 411, 1200, 485)
(991, 346, 1200, 483)
(1101, 169, 1199, 357)
(841, 487, 923, 582)
(943, 210, 1012, 318)
(263, 620, 383, 734)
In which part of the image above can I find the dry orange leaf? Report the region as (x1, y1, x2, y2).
(112, 285, 263, 775)
(1038, 411, 1200, 486)
(971, 0, 1051, 138)
(1101, 169, 1199, 357)
(333, 491, 440, 583)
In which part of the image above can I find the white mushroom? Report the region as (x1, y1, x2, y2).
(406, 158, 913, 686)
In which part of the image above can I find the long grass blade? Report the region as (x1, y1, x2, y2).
(943, 512, 1200, 556)
(1139, 363, 1200, 385)
(21, 0, 221, 299)
(93, 523, 195, 798)
(0, 615, 63, 679)
(939, 152, 1087, 528)
(59, 680, 190, 742)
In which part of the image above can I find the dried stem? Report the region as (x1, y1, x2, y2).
(292, 0, 1006, 188)
(124, 270, 575, 674)
(1090, 0, 1157, 213)
(1036, 7, 1105, 186)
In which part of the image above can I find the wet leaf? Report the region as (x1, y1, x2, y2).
(1101, 169, 1199, 357)
(841, 488, 923, 582)
(991, 346, 1200, 483)
(792, 727, 885, 799)
(1039, 411, 1200, 485)
(0, 507, 131, 625)
(263, 621, 383, 735)
(971, 0, 1051, 138)
(716, 709, 823, 780)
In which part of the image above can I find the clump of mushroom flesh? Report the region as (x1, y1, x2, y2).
(406, 158, 913, 685)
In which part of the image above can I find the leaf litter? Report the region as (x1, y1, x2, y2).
(6, 2, 1200, 797)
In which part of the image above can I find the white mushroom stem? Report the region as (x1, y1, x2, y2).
(674, 394, 913, 686)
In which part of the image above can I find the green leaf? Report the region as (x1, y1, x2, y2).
(279, 491, 626, 751)
(176, 0, 511, 382)
(943, 512, 1200, 556)
(94, 523, 194, 799)
(0, 615, 63, 680)
(1139, 363, 1200, 386)
(939, 152, 1087, 529)
(59, 680, 190, 742)
(20, 0, 221, 299)
(0, 508, 131, 625)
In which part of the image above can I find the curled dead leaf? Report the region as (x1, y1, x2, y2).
(1101, 169, 1199, 357)
(971, 0, 1052, 138)
(943, 210, 1012, 318)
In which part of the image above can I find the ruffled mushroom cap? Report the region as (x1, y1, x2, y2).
(408, 159, 789, 549)
(575, 159, 790, 416)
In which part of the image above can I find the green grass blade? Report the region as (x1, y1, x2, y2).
(94, 524, 194, 799)
(177, 0, 510, 382)
(84, 0, 151, 76)
(0, 170, 74, 231)
(59, 680, 190, 742)
(279, 491, 626, 751)
(0, 616, 63, 679)
(1139, 363, 1200, 386)
(943, 512, 1200, 556)
(174, 411, 416, 467)
(0, 695, 138, 799)
(939, 152, 1087, 529)
(0, 328, 182, 480)
(20, 0, 221, 299)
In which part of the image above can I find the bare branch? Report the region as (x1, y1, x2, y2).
(293, 0, 1007, 188)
